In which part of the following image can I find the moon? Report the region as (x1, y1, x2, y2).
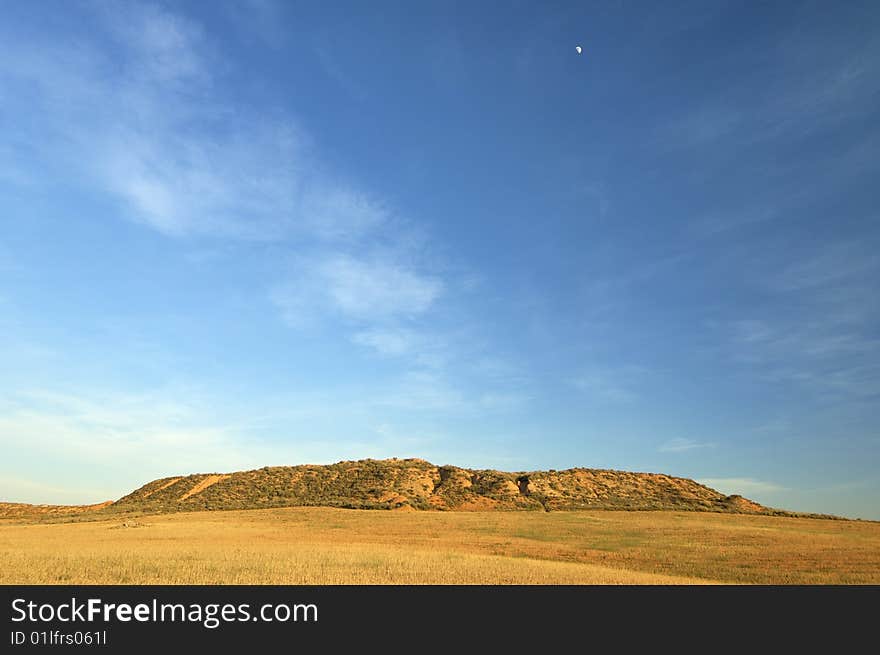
(575, 45, 582, 55)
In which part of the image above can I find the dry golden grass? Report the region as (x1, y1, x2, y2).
(2, 507, 877, 584)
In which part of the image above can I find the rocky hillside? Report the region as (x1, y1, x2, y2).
(107, 458, 771, 515)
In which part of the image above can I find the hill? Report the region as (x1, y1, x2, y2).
(103, 458, 780, 515)
(0, 501, 113, 519)
(5, 458, 840, 520)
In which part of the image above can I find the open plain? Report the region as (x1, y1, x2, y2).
(2, 506, 877, 585)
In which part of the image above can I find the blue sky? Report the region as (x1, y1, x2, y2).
(1, 1, 878, 519)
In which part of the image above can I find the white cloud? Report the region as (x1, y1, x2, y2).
(0, 2, 527, 455)
(2, 1, 461, 372)
(300, 186, 388, 241)
(321, 255, 442, 319)
(272, 254, 443, 327)
(98, 1, 206, 83)
(352, 328, 418, 356)
(96, 123, 304, 239)
(659, 438, 715, 453)
(0, 0, 478, 387)
(0, 1, 396, 245)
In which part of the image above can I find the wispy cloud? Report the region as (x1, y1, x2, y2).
(271, 253, 443, 328)
(0, 387, 268, 503)
(728, 325, 880, 400)
(0, 1, 465, 376)
(352, 328, 419, 357)
(0, 384, 444, 502)
(362, 370, 530, 416)
(659, 438, 715, 453)
(349, 328, 455, 370)
(98, 123, 304, 239)
(476, 392, 531, 411)
(721, 238, 880, 401)
(0, 383, 464, 502)
(729, 318, 880, 363)
(657, 13, 880, 154)
(689, 207, 777, 239)
(300, 186, 388, 242)
(571, 365, 647, 403)
(469, 357, 529, 385)
(752, 418, 792, 434)
(319, 255, 442, 320)
(769, 241, 879, 294)
(0, 1, 390, 244)
(0, 475, 113, 506)
(372, 371, 467, 413)
(98, 1, 206, 83)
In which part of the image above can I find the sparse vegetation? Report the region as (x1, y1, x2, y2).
(5, 458, 833, 520)
(1, 507, 877, 585)
(3, 459, 867, 585)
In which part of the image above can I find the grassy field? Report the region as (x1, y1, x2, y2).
(2, 507, 878, 584)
